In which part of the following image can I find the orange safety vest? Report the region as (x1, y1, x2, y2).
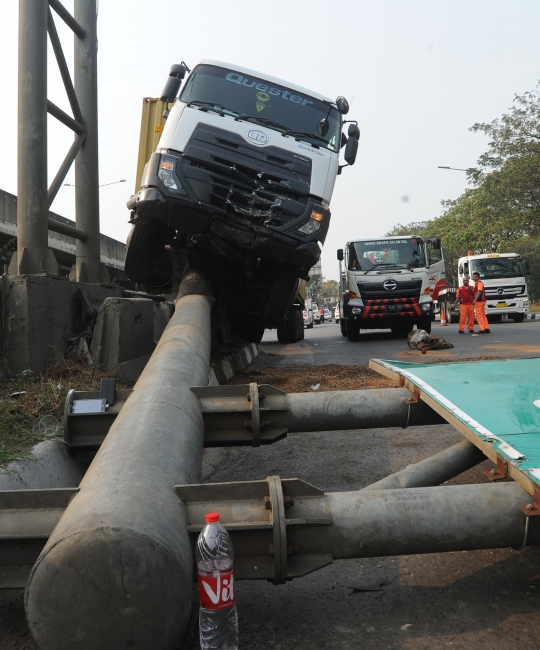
(474, 279, 486, 302)
(457, 286, 474, 304)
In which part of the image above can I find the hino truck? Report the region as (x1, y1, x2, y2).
(436, 252, 530, 324)
(337, 235, 445, 340)
(125, 60, 359, 343)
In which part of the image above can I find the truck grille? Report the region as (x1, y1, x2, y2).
(363, 297, 422, 318)
(180, 125, 312, 226)
(357, 279, 422, 301)
(485, 285, 525, 300)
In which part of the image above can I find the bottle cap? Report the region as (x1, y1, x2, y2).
(205, 512, 220, 523)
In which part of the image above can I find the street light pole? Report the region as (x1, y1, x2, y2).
(64, 179, 126, 188)
(438, 166, 469, 172)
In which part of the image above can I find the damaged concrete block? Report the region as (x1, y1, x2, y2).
(90, 297, 155, 372)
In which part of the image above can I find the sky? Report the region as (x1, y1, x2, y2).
(1, 0, 540, 282)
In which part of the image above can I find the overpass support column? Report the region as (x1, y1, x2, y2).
(17, 0, 49, 274)
(74, 0, 100, 283)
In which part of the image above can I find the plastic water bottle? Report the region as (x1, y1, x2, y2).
(196, 512, 239, 649)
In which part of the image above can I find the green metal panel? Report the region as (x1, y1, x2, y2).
(374, 358, 540, 486)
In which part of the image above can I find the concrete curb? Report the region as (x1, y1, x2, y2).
(210, 343, 259, 385)
(0, 439, 82, 490)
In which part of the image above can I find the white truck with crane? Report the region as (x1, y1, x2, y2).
(125, 59, 359, 344)
(337, 235, 445, 340)
(436, 252, 530, 324)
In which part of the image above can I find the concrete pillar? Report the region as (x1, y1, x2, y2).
(74, 0, 100, 283)
(17, 0, 48, 274)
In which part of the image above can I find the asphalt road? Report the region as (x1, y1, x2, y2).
(260, 316, 540, 367)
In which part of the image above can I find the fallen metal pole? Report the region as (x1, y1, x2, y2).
(25, 271, 213, 650)
(65, 385, 445, 449)
(176, 478, 539, 584)
(364, 440, 486, 491)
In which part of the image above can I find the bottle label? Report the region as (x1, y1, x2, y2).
(198, 569, 235, 610)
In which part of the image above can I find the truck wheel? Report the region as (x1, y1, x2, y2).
(125, 219, 172, 288)
(512, 313, 525, 323)
(265, 266, 299, 328)
(277, 307, 301, 343)
(340, 317, 347, 337)
(419, 317, 432, 334)
(347, 322, 360, 341)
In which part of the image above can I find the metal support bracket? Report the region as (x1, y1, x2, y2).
(484, 455, 508, 482)
(191, 384, 289, 447)
(174, 476, 332, 584)
(521, 490, 540, 517)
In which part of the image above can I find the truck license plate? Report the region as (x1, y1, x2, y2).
(496, 302, 508, 308)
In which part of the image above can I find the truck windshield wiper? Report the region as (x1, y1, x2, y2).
(236, 115, 290, 132)
(188, 101, 240, 116)
(282, 130, 329, 145)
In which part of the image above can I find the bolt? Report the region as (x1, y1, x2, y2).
(283, 496, 295, 509)
(491, 469, 497, 475)
(527, 504, 534, 511)
(264, 495, 272, 510)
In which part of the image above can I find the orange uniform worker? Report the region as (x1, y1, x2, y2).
(454, 276, 475, 333)
(472, 271, 490, 333)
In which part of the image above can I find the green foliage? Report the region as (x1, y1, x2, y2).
(306, 276, 339, 306)
(386, 83, 540, 298)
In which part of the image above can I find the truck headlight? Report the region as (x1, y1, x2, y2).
(421, 302, 431, 312)
(351, 307, 362, 314)
(298, 208, 325, 234)
(158, 155, 187, 196)
(523, 299, 530, 307)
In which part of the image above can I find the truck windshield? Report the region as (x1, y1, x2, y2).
(180, 64, 342, 152)
(471, 257, 523, 279)
(348, 238, 426, 271)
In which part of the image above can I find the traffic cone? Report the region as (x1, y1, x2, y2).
(440, 305, 448, 326)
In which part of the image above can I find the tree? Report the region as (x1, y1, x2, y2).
(386, 83, 540, 298)
(320, 280, 339, 306)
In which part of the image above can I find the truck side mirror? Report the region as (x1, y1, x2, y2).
(344, 137, 358, 166)
(348, 124, 360, 140)
(160, 63, 188, 103)
(432, 238, 441, 250)
(336, 96, 349, 114)
(337, 249, 344, 261)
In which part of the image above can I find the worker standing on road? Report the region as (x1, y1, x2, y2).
(455, 276, 475, 333)
(472, 271, 490, 333)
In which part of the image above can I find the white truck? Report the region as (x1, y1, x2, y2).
(337, 235, 445, 340)
(125, 60, 359, 343)
(436, 252, 530, 324)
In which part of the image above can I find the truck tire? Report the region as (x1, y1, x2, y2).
(446, 302, 458, 325)
(419, 316, 432, 334)
(347, 321, 360, 341)
(265, 266, 299, 328)
(277, 307, 301, 343)
(512, 313, 525, 323)
(125, 219, 172, 288)
(488, 314, 502, 323)
(340, 316, 347, 337)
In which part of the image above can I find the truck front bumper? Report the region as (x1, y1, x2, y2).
(127, 150, 329, 271)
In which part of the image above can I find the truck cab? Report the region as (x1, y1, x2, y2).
(457, 253, 529, 322)
(125, 59, 359, 343)
(338, 235, 445, 340)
